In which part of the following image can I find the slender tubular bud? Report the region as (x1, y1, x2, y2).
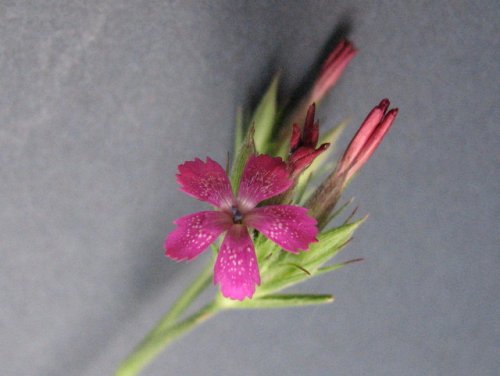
(277, 40, 357, 151)
(306, 99, 398, 228)
(310, 39, 357, 103)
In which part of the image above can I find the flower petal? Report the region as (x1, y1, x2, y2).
(176, 157, 234, 209)
(289, 123, 301, 152)
(302, 103, 319, 147)
(237, 154, 293, 210)
(165, 211, 231, 261)
(214, 225, 260, 300)
(289, 143, 330, 178)
(245, 205, 318, 253)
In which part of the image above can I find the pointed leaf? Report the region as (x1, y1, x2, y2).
(325, 198, 355, 223)
(210, 243, 219, 255)
(294, 172, 313, 204)
(251, 75, 279, 153)
(319, 118, 350, 145)
(255, 268, 314, 296)
(316, 264, 345, 274)
(221, 294, 334, 309)
(316, 257, 364, 275)
(254, 234, 280, 261)
(233, 106, 244, 157)
(230, 125, 256, 193)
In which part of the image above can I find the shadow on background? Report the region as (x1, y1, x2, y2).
(242, 18, 352, 137)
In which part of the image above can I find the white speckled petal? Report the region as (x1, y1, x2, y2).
(214, 225, 260, 301)
(176, 157, 235, 209)
(165, 211, 232, 261)
(244, 205, 318, 253)
(237, 154, 292, 210)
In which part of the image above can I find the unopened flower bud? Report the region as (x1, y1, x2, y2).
(338, 99, 398, 181)
(306, 99, 398, 227)
(277, 40, 356, 150)
(310, 39, 357, 103)
(288, 103, 330, 178)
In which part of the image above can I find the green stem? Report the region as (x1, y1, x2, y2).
(115, 261, 215, 376)
(115, 301, 220, 376)
(153, 261, 213, 334)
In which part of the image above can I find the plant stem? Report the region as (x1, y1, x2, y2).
(115, 301, 220, 376)
(153, 261, 213, 334)
(115, 261, 216, 376)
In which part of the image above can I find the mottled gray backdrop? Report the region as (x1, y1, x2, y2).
(1, 1, 498, 375)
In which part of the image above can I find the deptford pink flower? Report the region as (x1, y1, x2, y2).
(310, 39, 357, 103)
(165, 155, 318, 301)
(288, 103, 330, 178)
(336, 98, 399, 182)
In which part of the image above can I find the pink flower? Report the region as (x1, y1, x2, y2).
(288, 103, 330, 178)
(165, 155, 318, 300)
(310, 39, 357, 103)
(337, 99, 399, 182)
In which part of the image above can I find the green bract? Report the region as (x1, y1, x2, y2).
(250, 75, 279, 154)
(216, 218, 365, 309)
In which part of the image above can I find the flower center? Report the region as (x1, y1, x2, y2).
(230, 205, 243, 224)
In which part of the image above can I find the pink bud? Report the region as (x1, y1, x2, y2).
(288, 103, 330, 178)
(305, 99, 397, 227)
(302, 103, 319, 147)
(337, 99, 398, 181)
(290, 123, 302, 152)
(311, 39, 357, 103)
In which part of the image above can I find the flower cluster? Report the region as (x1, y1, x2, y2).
(118, 36, 400, 376)
(164, 38, 398, 301)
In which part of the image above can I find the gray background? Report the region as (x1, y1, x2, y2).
(1, 1, 498, 375)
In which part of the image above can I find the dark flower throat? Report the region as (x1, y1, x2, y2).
(231, 206, 243, 224)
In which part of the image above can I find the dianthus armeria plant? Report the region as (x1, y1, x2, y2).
(116, 39, 398, 376)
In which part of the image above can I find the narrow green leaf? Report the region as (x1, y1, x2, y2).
(294, 172, 313, 204)
(285, 262, 311, 275)
(210, 243, 219, 255)
(255, 269, 312, 296)
(230, 125, 256, 193)
(255, 235, 282, 274)
(251, 75, 279, 153)
(221, 294, 334, 309)
(233, 106, 244, 157)
(326, 198, 354, 223)
(316, 258, 364, 275)
(319, 118, 350, 145)
(316, 264, 345, 274)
